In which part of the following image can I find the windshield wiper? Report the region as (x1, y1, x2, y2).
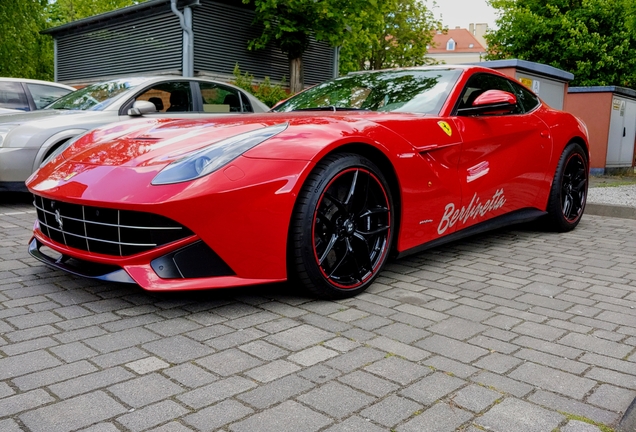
(292, 106, 370, 112)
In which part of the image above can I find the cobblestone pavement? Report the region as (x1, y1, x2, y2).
(2, 197, 636, 432)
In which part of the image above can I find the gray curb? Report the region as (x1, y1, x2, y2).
(584, 203, 636, 220)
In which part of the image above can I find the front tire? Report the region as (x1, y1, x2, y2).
(289, 153, 394, 299)
(544, 142, 588, 232)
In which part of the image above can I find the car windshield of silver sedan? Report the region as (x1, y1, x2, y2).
(45, 78, 148, 111)
(273, 69, 462, 114)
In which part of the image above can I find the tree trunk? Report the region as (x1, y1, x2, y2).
(289, 56, 304, 94)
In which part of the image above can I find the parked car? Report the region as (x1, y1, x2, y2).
(0, 77, 75, 112)
(27, 65, 589, 298)
(0, 76, 269, 192)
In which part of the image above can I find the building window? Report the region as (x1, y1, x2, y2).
(447, 38, 456, 50)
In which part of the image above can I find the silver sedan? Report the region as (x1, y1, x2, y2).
(0, 76, 270, 192)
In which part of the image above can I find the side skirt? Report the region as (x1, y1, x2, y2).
(396, 208, 547, 259)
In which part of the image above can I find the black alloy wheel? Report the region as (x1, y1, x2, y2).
(290, 153, 394, 299)
(544, 142, 588, 232)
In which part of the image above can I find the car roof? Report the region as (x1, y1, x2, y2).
(0, 77, 75, 90)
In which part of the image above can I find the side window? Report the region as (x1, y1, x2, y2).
(135, 82, 192, 113)
(456, 73, 521, 115)
(510, 80, 540, 113)
(26, 84, 72, 109)
(0, 82, 28, 110)
(199, 82, 250, 113)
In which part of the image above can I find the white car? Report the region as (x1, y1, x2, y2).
(0, 77, 75, 112)
(0, 76, 270, 192)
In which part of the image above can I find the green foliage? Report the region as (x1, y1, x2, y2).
(486, 0, 636, 87)
(0, 0, 53, 79)
(231, 64, 289, 108)
(0, 0, 138, 80)
(339, 0, 441, 74)
(47, 0, 140, 26)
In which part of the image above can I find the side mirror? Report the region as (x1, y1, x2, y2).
(128, 100, 158, 117)
(458, 90, 518, 116)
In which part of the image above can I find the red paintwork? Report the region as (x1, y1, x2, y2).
(27, 66, 589, 291)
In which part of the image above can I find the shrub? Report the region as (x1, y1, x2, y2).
(231, 64, 290, 108)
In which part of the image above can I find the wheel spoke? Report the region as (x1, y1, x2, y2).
(318, 233, 339, 265)
(343, 169, 359, 207)
(348, 235, 372, 281)
(563, 194, 572, 218)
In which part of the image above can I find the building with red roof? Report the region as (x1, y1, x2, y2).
(427, 24, 488, 64)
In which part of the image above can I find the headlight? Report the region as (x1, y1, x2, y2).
(40, 132, 88, 168)
(0, 124, 18, 147)
(151, 123, 288, 185)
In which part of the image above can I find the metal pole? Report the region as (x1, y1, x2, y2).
(171, 0, 194, 77)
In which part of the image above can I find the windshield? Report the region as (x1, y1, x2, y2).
(45, 78, 148, 111)
(273, 69, 462, 115)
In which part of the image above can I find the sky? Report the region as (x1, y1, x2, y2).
(431, 0, 498, 29)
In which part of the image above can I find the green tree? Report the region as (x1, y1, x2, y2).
(0, 0, 53, 79)
(47, 0, 139, 26)
(242, 0, 354, 93)
(339, 0, 441, 74)
(486, 0, 636, 87)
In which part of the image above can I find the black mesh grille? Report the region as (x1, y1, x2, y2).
(33, 195, 193, 257)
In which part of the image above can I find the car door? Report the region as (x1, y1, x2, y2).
(452, 72, 551, 232)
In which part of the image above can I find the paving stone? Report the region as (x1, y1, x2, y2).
(0, 389, 55, 417)
(323, 415, 386, 432)
(471, 371, 534, 398)
(510, 362, 596, 399)
(416, 335, 489, 363)
(288, 345, 339, 366)
(196, 348, 263, 376)
(339, 370, 399, 397)
(13, 360, 97, 391)
(0, 419, 22, 432)
(366, 336, 430, 361)
(265, 324, 333, 351)
(237, 375, 315, 409)
(529, 390, 619, 425)
(53, 326, 107, 344)
(451, 384, 502, 412)
(177, 376, 257, 409)
(587, 384, 636, 413)
(116, 400, 190, 432)
(5, 310, 62, 329)
(298, 364, 342, 384)
(84, 327, 161, 353)
(91, 347, 148, 368)
(108, 373, 184, 408)
(244, 359, 300, 383)
(428, 316, 487, 340)
(512, 321, 568, 341)
(229, 400, 331, 432)
(515, 348, 588, 374)
(162, 363, 218, 388)
(375, 322, 430, 343)
(49, 367, 135, 399)
(323, 337, 362, 352)
(0, 349, 61, 380)
(475, 397, 564, 432)
(297, 382, 375, 419)
(468, 334, 518, 354)
(324, 347, 386, 373)
(238, 340, 289, 361)
(513, 335, 583, 359)
(126, 356, 170, 374)
(580, 352, 636, 376)
(19, 391, 127, 432)
(360, 395, 421, 427)
(561, 420, 603, 432)
(147, 421, 195, 431)
(396, 401, 473, 432)
(473, 352, 523, 373)
(585, 367, 636, 390)
(225, 311, 279, 329)
(143, 317, 202, 336)
(142, 335, 212, 363)
(399, 372, 466, 405)
(206, 327, 267, 350)
(559, 333, 632, 358)
(422, 355, 479, 379)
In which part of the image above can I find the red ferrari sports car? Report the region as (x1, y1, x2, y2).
(26, 65, 589, 298)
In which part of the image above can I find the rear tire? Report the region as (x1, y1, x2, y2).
(544, 142, 588, 232)
(289, 153, 394, 299)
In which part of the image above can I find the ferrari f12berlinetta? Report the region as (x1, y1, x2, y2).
(27, 65, 589, 298)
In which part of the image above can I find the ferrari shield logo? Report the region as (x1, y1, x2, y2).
(437, 121, 452, 136)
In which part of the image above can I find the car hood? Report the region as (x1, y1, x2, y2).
(55, 112, 410, 168)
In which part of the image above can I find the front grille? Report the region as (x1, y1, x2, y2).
(33, 195, 193, 257)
